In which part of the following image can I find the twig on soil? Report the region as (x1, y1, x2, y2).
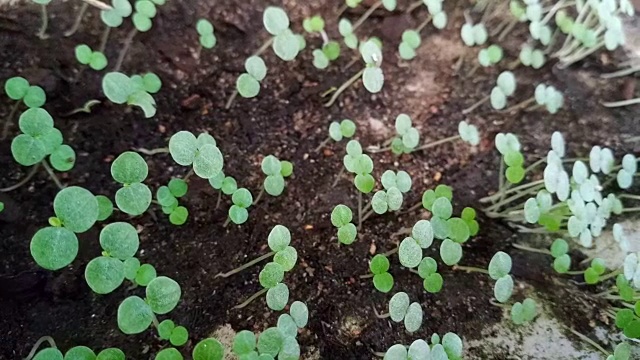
(0, 163, 40, 193)
(65, 2, 89, 37)
(512, 243, 552, 255)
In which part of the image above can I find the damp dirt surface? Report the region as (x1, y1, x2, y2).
(1, 0, 640, 359)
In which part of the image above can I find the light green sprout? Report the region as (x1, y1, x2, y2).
(461, 22, 488, 47)
(398, 30, 421, 60)
(489, 251, 513, 303)
(209, 171, 238, 195)
(5, 76, 46, 108)
(237, 56, 267, 98)
(192, 338, 224, 360)
(343, 140, 375, 193)
(391, 114, 420, 154)
(606, 342, 632, 360)
(478, 44, 504, 67)
(328, 119, 356, 142)
(117, 276, 181, 334)
(197, 19, 217, 49)
(75, 44, 108, 71)
(370, 254, 393, 293)
(529, 21, 552, 46)
(534, 84, 564, 114)
(228, 188, 253, 225)
(372, 170, 412, 214)
(169, 131, 224, 179)
(425, 0, 447, 29)
(261, 155, 293, 197)
(102, 72, 162, 117)
(360, 39, 384, 93)
(388, 292, 423, 333)
(101, 0, 133, 28)
(519, 45, 545, 69)
(304, 15, 341, 69)
(331, 204, 357, 245)
(383, 332, 463, 360)
(339, 19, 358, 50)
(490, 71, 517, 110)
(418, 256, 443, 293)
(458, 121, 480, 146)
(495, 132, 525, 184)
(132, 0, 160, 32)
(111, 151, 152, 216)
(589, 146, 615, 175)
(264, 7, 301, 61)
(257, 225, 298, 310)
(157, 178, 190, 225)
(617, 154, 637, 189)
(511, 298, 538, 325)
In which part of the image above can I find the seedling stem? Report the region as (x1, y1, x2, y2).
(37, 5, 49, 40)
(452, 265, 490, 275)
(114, 28, 138, 72)
(215, 251, 276, 278)
(0, 163, 41, 192)
(65, 2, 89, 37)
(324, 68, 365, 107)
(462, 95, 490, 114)
(1, 101, 21, 140)
(42, 160, 65, 189)
(415, 15, 433, 33)
(414, 134, 461, 152)
(351, 1, 383, 32)
(512, 243, 552, 255)
(25, 336, 56, 360)
(225, 38, 275, 109)
(234, 287, 268, 309)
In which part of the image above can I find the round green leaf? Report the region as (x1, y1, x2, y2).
(229, 205, 249, 225)
(170, 326, 189, 346)
(264, 175, 285, 196)
(261, 155, 282, 175)
(85, 256, 125, 294)
(196, 19, 214, 35)
(192, 338, 224, 360)
(221, 177, 238, 195)
(384, 344, 407, 360)
(19, 108, 53, 137)
(418, 257, 437, 278)
(257, 327, 283, 356)
(245, 56, 267, 82)
(133, 13, 152, 32)
(30, 227, 78, 270)
(11, 134, 46, 166)
(169, 131, 198, 166)
(266, 283, 289, 311)
(24, 86, 46, 108)
(277, 314, 298, 338)
(64, 346, 96, 360)
(102, 72, 132, 104)
(34, 348, 63, 360)
(488, 251, 512, 280)
(373, 273, 394, 293)
(146, 276, 181, 314)
(370, 254, 390, 274)
(362, 67, 384, 93)
(156, 348, 183, 360)
(116, 183, 152, 216)
(40, 128, 63, 154)
(432, 197, 452, 219)
(273, 30, 299, 61)
(117, 296, 153, 334)
(50, 145, 76, 172)
(447, 217, 470, 243)
(259, 262, 285, 288)
(54, 186, 99, 233)
(404, 302, 423, 333)
(193, 144, 223, 179)
(267, 224, 291, 252)
(399, 237, 422, 268)
(424, 273, 443, 293)
(440, 239, 462, 266)
(100, 222, 139, 260)
(135, 263, 157, 286)
(412, 220, 433, 248)
(158, 319, 176, 340)
(280, 161, 293, 177)
(123, 257, 140, 281)
(274, 246, 297, 272)
(89, 52, 108, 71)
(337, 223, 357, 245)
(237, 73, 260, 98)
(5, 76, 29, 100)
(494, 275, 514, 303)
(168, 178, 188, 197)
(354, 174, 375, 193)
(263, 7, 289, 36)
(96, 348, 125, 360)
(389, 292, 410, 322)
(290, 301, 309, 328)
(233, 330, 256, 355)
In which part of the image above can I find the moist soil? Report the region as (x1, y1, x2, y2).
(1, 0, 639, 359)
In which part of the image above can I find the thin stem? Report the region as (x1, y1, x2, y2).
(498, 20, 518, 41)
(99, 25, 111, 53)
(324, 68, 365, 107)
(484, 184, 543, 212)
(512, 243, 552, 255)
(183, 168, 195, 182)
(360, 205, 375, 224)
(453, 265, 490, 275)
(234, 288, 268, 309)
(24, 336, 56, 360)
(467, 63, 480, 77)
(36, 5, 49, 39)
(384, 246, 399, 257)
(352, 0, 383, 32)
(64, 2, 89, 37)
(416, 15, 432, 33)
(253, 37, 275, 57)
(563, 326, 610, 357)
(404, 202, 422, 214)
(406, 0, 422, 13)
(215, 251, 275, 278)
(315, 137, 331, 152)
(620, 194, 640, 201)
(135, 147, 169, 155)
(215, 191, 221, 209)
(358, 191, 363, 230)
(114, 28, 138, 72)
(600, 269, 622, 282)
(621, 206, 640, 213)
(337, 3, 348, 16)
(391, 227, 411, 238)
(253, 187, 265, 206)
(1, 101, 21, 140)
(564, 270, 584, 275)
(489, 299, 511, 308)
(359, 273, 374, 279)
(602, 98, 640, 108)
(1, 163, 41, 192)
(42, 160, 64, 189)
(151, 314, 160, 328)
(502, 97, 536, 114)
(223, 217, 231, 227)
(497, 159, 505, 203)
(462, 95, 490, 114)
(225, 91, 238, 110)
(601, 65, 640, 79)
(82, 0, 112, 10)
(413, 135, 461, 152)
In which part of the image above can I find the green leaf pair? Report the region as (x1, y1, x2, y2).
(398, 30, 421, 60)
(418, 257, 444, 293)
(157, 178, 189, 225)
(338, 19, 358, 50)
(101, 0, 133, 28)
(262, 155, 294, 196)
(478, 44, 503, 67)
(117, 276, 181, 334)
(196, 19, 217, 49)
(209, 171, 238, 195)
(490, 71, 516, 110)
(264, 7, 301, 61)
(343, 140, 375, 193)
(75, 44, 108, 71)
(331, 205, 357, 245)
(133, 0, 161, 32)
(461, 22, 488, 47)
(5, 76, 46, 108)
(360, 39, 384, 93)
(510, 298, 537, 325)
(384, 332, 462, 360)
(328, 119, 356, 142)
(550, 238, 571, 273)
(102, 72, 161, 117)
(519, 46, 545, 69)
(169, 131, 224, 179)
(370, 254, 393, 293)
(33, 346, 126, 360)
(111, 151, 152, 216)
(229, 188, 253, 225)
(158, 319, 189, 347)
(489, 252, 513, 303)
(391, 114, 419, 154)
(312, 41, 341, 70)
(388, 292, 422, 333)
(534, 84, 564, 114)
(237, 56, 267, 98)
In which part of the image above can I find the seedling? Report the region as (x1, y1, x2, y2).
(324, 39, 384, 107)
(460, 21, 488, 47)
(533, 84, 564, 114)
(518, 45, 546, 69)
(117, 277, 182, 334)
(397, 0, 450, 60)
(99, 0, 134, 52)
(156, 178, 190, 225)
(348, 0, 397, 34)
(371, 170, 412, 216)
(111, 151, 152, 216)
(254, 155, 293, 204)
(228, 188, 253, 225)
(423, 0, 448, 30)
(463, 71, 516, 113)
(338, 19, 358, 50)
(342, 140, 375, 225)
(387, 292, 423, 333)
(25, 336, 125, 360)
(75, 44, 108, 74)
(510, 298, 538, 325)
(331, 204, 358, 245)
(114, 0, 166, 71)
(102, 72, 162, 117)
(196, 19, 217, 50)
(3, 77, 46, 139)
(304, 15, 341, 69)
(369, 254, 394, 293)
(158, 319, 190, 346)
(316, 118, 356, 151)
(236, 56, 268, 99)
(208, 170, 238, 208)
(417, 256, 443, 293)
(31, 0, 51, 39)
(383, 332, 463, 360)
(232, 301, 308, 359)
(390, 114, 419, 154)
(488, 251, 514, 303)
(398, 30, 421, 60)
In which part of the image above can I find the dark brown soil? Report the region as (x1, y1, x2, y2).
(1, 1, 639, 359)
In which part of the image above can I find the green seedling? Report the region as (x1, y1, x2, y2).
(462, 71, 516, 113)
(158, 320, 190, 347)
(3, 76, 47, 139)
(338, 19, 358, 50)
(324, 39, 384, 107)
(331, 204, 357, 245)
(113, 0, 166, 71)
(236, 56, 267, 99)
(25, 336, 125, 360)
(519, 45, 546, 69)
(75, 44, 108, 71)
(342, 140, 375, 226)
(0, 202, 4, 213)
(347, 0, 396, 35)
(125, 259, 158, 287)
(390, 114, 419, 154)
(304, 15, 341, 69)
(102, 72, 162, 117)
(372, 170, 412, 215)
(111, 151, 152, 216)
(65, 0, 113, 37)
(461, 21, 488, 47)
(510, 298, 538, 325)
(228, 188, 253, 225)
(264, 7, 303, 61)
(196, 19, 217, 49)
(606, 342, 633, 360)
(98, 0, 134, 53)
(208, 171, 239, 209)
(157, 178, 190, 225)
(30, 186, 99, 270)
(417, 256, 443, 293)
(398, 30, 421, 60)
(488, 251, 514, 303)
(534, 84, 564, 114)
(370, 254, 394, 293)
(168, 130, 224, 180)
(470, 44, 503, 76)
(255, 155, 293, 204)
(231, 301, 308, 359)
(117, 276, 182, 334)
(383, 332, 463, 360)
(424, 0, 447, 30)
(31, 0, 52, 39)
(388, 292, 423, 333)
(316, 119, 356, 151)
(495, 132, 526, 185)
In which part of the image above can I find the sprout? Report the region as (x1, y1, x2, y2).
(370, 254, 394, 292)
(511, 298, 538, 325)
(458, 121, 480, 146)
(169, 131, 224, 179)
(589, 146, 615, 174)
(101, 0, 133, 28)
(132, 0, 159, 32)
(329, 119, 357, 142)
(343, 140, 375, 193)
(331, 204, 357, 245)
(398, 30, 421, 60)
(495, 133, 525, 184)
(533, 84, 564, 114)
(373, 170, 413, 214)
(237, 56, 267, 98)
(418, 257, 443, 293)
(192, 338, 224, 360)
(75, 44, 108, 71)
(491, 71, 517, 110)
(229, 188, 253, 225)
(102, 72, 161, 117)
(111, 151, 152, 216)
(488, 252, 514, 303)
(391, 114, 420, 154)
(338, 19, 358, 50)
(494, 274, 514, 303)
(264, 7, 300, 61)
(260, 155, 293, 198)
(304, 15, 341, 69)
(460, 22, 488, 47)
(388, 292, 423, 333)
(360, 39, 384, 93)
(5, 76, 46, 108)
(478, 44, 503, 67)
(196, 19, 217, 49)
(529, 21, 552, 45)
(617, 154, 637, 189)
(157, 178, 190, 225)
(519, 45, 545, 69)
(31, 0, 52, 39)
